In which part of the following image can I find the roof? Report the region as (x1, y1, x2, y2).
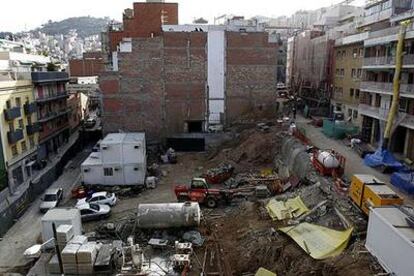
(353, 174, 383, 184)
(372, 207, 414, 242)
(41, 208, 80, 221)
(368, 184, 398, 196)
(101, 132, 145, 145)
(44, 188, 61, 194)
(82, 152, 102, 166)
(92, 191, 108, 197)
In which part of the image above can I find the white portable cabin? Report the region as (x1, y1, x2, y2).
(366, 206, 414, 276)
(81, 133, 146, 186)
(41, 208, 82, 244)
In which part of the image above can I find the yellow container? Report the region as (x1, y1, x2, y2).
(349, 174, 403, 215)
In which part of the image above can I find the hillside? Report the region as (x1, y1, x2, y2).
(35, 16, 111, 38)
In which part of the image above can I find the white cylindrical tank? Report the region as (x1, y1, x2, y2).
(136, 202, 201, 229)
(317, 151, 340, 169)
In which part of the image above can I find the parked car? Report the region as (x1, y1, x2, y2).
(40, 188, 63, 213)
(76, 192, 117, 207)
(77, 203, 111, 222)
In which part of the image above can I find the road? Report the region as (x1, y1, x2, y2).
(296, 116, 414, 204)
(0, 149, 90, 273)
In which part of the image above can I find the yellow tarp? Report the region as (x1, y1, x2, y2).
(279, 223, 353, 259)
(266, 196, 309, 220)
(255, 267, 277, 276)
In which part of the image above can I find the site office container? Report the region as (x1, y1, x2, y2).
(100, 133, 146, 164)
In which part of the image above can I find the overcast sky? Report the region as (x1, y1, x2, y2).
(1, 0, 366, 32)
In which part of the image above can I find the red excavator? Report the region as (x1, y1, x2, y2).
(174, 178, 235, 208)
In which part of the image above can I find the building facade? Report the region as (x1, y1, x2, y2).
(357, 0, 414, 159)
(0, 52, 47, 193)
(100, 2, 279, 141)
(332, 32, 369, 125)
(32, 71, 70, 161)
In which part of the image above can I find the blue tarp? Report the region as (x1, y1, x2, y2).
(391, 172, 414, 195)
(364, 149, 405, 171)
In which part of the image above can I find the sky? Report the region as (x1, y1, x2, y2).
(0, 0, 366, 32)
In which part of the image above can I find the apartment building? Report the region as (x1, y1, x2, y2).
(0, 52, 47, 194)
(100, 2, 278, 141)
(32, 71, 70, 161)
(357, 0, 414, 159)
(332, 32, 369, 125)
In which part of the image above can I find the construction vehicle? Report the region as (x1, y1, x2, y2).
(349, 174, 403, 215)
(311, 149, 345, 177)
(174, 178, 235, 208)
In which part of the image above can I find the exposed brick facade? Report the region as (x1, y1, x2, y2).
(226, 32, 278, 122)
(100, 31, 279, 141)
(108, 2, 178, 52)
(69, 52, 104, 77)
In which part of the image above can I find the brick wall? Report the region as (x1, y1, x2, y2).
(225, 32, 278, 123)
(108, 2, 178, 52)
(69, 52, 104, 77)
(101, 31, 279, 141)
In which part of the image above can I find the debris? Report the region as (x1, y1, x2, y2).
(266, 196, 309, 220)
(255, 267, 277, 276)
(145, 176, 158, 189)
(182, 230, 205, 246)
(148, 238, 169, 248)
(279, 223, 353, 259)
(255, 185, 270, 198)
(203, 163, 235, 184)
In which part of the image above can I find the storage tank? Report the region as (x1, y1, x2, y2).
(317, 151, 340, 169)
(136, 202, 201, 229)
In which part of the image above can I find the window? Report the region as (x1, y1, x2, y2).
(357, 69, 362, 79)
(351, 69, 357, 78)
(352, 48, 358, 58)
(353, 110, 358, 119)
(340, 69, 345, 77)
(11, 145, 18, 157)
(27, 115, 32, 125)
(348, 109, 353, 117)
(408, 73, 414, 84)
(21, 141, 27, 152)
(29, 136, 35, 149)
(103, 167, 113, 176)
(399, 98, 409, 113)
(9, 122, 14, 132)
(359, 48, 364, 57)
(342, 50, 346, 57)
(15, 97, 21, 107)
(18, 119, 23, 129)
(6, 100, 11, 109)
(355, 89, 360, 99)
(350, 88, 354, 97)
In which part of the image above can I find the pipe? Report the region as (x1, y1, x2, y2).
(383, 20, 411, 150)
(136, 202, 201, 229)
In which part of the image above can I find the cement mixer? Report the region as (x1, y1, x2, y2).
(311, 149, 345, 177)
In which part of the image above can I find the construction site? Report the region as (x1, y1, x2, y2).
(2, 1, 414, 276)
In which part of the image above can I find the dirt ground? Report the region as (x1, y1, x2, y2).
(75, 123, 384, 276)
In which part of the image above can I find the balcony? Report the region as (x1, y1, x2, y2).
(24, 102, 37, 115)
(360, 81, 414, 96)
(7, 129, 24, 144)
(31, 71, 70, 84)
(35, 92, 68, 103)
(363, 55, 414, 68)
(38, 110, 70, 123)
(4, 107, 21, 121)
(359, 104, 414, 129)
(26, 123, 40, 135)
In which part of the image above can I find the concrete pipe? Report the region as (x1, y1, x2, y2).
(136, 202, 201, 229)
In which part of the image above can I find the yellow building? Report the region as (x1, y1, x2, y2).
(0, 51, 49, 194)
(332, 32, 368, 127)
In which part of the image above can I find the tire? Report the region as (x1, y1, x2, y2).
(177, 196, 189, 202)
(206, 197, 217, 208)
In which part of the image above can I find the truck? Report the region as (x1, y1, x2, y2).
(174, 178, 236, 208)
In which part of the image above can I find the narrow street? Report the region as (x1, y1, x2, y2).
(0, 149, 91, 273)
